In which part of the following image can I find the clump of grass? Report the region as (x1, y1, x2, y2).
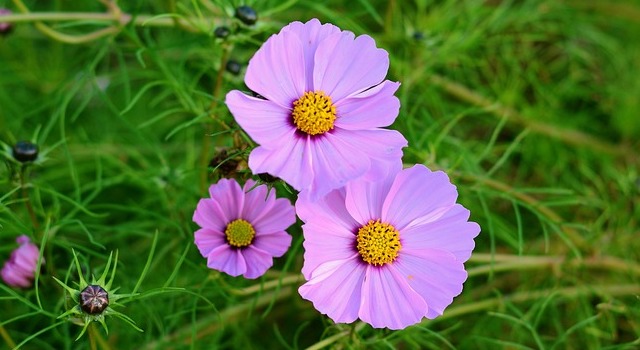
(1, 0, 639, 348)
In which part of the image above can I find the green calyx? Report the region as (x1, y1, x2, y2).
(53, 249, 143, 341)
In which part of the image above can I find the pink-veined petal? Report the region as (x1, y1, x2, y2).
(252, 197, 296, 233)
(248, 136, 312, 192)
(205, 245, 247, 277)
(401, 204, 480, 262)
(300, 219, 357, 279)
(304, 132, 370, 200)
(296, 187, 358, 230)
(252, 231, 292, 258)
(241, 179, 274, 223)
(393, 250, 467, 319)
(282, 19, 341, 89)
(245, 30, 306, 107)
(344, 166, 396, 224)
(241, 246, 276, 279)
(314, 32, 389, 102)
(226, 91, 295, 146)
(358, 266, 428, 329)
(335, 81, 401, 130)
(193, 198, 228, 231)
(299, 257, 365, 324)
(382, 165, 458, 230)
(194, 228, 227, 258)
(208, 179, 245, 221)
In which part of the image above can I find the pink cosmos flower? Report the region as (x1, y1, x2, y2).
(1, 235, 42, 288)
(225, 18, 407, 200)
(297, 165, 480, 329)
(193, 178, 295, 279)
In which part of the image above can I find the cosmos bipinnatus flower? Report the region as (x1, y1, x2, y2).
(226, 19, 407, 200)
(193, 178, 295, 278)
(53, 250, 142, 340)
(297, 165, 480, 329)
(1, 235, 42, 288)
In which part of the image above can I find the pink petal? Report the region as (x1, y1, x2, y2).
(248, 137, 312, 192)
(334, 81, 401, 130)
(226, 91, 296, 146)
(295, 187, 357, 230)
(194, 228, 227, 258)
(205, 245, 247, 277)
(304, 132, 371, 200)
(314, 32, 389, 102)
(245, 30, 306, 108)
(193, 198, 228, 231)
(241, 180, 275, 223)
(393, 250, 467, 319)
(382, 165, 458, 230)
(298, 257, 365, 324)
(282, 18, 341, 89)
(344, 166, 395, 224)
(358, 266, 428, 329)
(252, 198, 296, 233)
(401, 204, 480, 262)
(208, 179, 245, 221)
(1, 264, 32, 288)
(300, 221, 357, 279)
(333, 128, 406, 183)
(252, 231, 292, 258)
(241, 246, 276, 279)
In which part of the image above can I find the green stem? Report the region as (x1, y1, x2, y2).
(0, 324, 17, 349)
(19, 166, 39, 230)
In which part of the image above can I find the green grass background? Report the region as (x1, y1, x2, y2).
(1, 0, 639, 349)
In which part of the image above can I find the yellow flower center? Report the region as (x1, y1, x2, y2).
(356, 219, 401, 266)
(292, 91, 337, 135)
(225, 219, 255, 248)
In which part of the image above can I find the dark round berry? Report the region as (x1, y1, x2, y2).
(257, 173, 278, 184)
(0, 9, 12, 35)
(226, 59, 242, 75)
(214, 26, 231, 39)
(235, 5, 258, 26)
(412, 31, 424, 41)
(12, 141, 39, 162)
(80, 285, 109, 315)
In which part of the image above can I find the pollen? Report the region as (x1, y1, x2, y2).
(356, 219, 401, 266)
(292, 91, 337, 135)
(225, 219, 255, 248)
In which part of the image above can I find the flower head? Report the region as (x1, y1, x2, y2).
(1, 235, 42, 288)
(296, 165, 480, 329)
(193, 178, 295, 279)
(53, 250, 141, 340)
(225, 18, 407, 200)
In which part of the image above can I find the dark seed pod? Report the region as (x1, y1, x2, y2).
(0, 9, 12, 35)
(209, 149, 240, 177)
(12, 141, 39, 162)
(235, 5, 257, 26)
(214, 26, 231, 39)
(80, 285, 109, 315)
(257, 173, 278, 184)
(412, 31, 424, 41)
(226, 59, 242, 75)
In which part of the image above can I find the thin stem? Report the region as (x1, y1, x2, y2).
(0, 324, 17, 349)
(19, 166, 39, 230)
(232, 274, 302, 296)
(199, 44, 232, 193)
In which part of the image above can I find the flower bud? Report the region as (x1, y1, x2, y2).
(235, 6, 257, 26)
(12, 140, 39, 162)
(0, 9, 12, 35)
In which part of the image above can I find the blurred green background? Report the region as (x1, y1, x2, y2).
(1, 0, 639, 349)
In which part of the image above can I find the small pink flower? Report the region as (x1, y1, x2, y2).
(193, 179, 295, 279)
(226, 18, 407, 200)
(0, 9, 13, 34)
(297, 165, 480, 329)
(1, 235, 42, 288)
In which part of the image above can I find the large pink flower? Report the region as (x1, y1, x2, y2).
(1, 235, 42, 288)
(225, 18, 407, 200)
(193, 179, 295, 279)
(297, 165, 480, 329)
